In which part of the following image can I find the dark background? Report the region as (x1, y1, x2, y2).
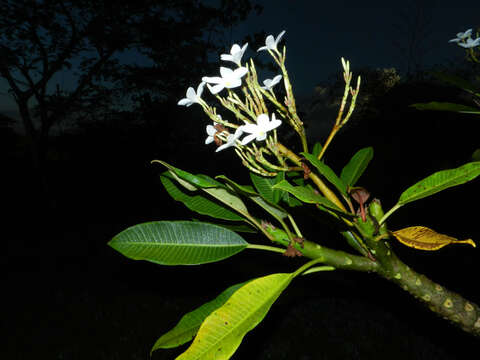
(2, 1, 480, 359)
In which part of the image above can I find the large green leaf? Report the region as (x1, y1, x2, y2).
(250, 172, 284, 204)
(340, 147, 373, 187)
(176, 273, 295, 360)
(398, 161, 480, 206)
(108, 221, 248, 265)
(301, 152, 348, 195)
(161, 173, 244, 221)
(151, 281, 247, 351)
(273, 180, 340, 210)
(410, 102, 480, 114)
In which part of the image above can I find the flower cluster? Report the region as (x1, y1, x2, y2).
(177, 30, 296, 175)
(449, 28, 480, 49)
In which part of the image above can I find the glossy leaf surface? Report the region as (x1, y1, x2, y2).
(176, 273, 294, 360)
(301, 152, 348, 195)
(340, 147, 374, 187)
(273, 180, 340, 210)
(398, 162, 480, 206)
(161, 173, 244, 221)
(152, 282, 246, 351)
(109, 221, 248, 265)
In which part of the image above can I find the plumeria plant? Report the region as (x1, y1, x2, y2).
(109, 30, 480, 359)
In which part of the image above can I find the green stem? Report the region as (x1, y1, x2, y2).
(246, 244, 285, 254)
(379, 203, 402, 225)
(301, 266, 336, 276)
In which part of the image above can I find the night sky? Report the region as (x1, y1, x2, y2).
(2, 0, 480, 121)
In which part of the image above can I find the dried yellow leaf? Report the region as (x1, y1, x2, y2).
(392, 226, 476, 251)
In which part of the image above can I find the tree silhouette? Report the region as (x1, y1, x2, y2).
(0, 0, 262, 208)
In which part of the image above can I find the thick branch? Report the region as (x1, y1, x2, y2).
(378, 251, 480, 336)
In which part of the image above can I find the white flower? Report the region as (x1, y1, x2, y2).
(449, 28, 472, 42)
(260, 74, 282, 90)
(205, 123, 218, 145)
(458, 37, 480, 48)
(216, 127, 244, 152)
(202, 67, 248, 94)
(221, 43, 248, 67)
(257, 30, 286, 52)
(240, 113, 282, 145)
(178, 82, 205, 107)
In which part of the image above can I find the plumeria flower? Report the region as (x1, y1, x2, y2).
(177, 82, 205, 107)
(260, 74, 283, 90)
(202, 67, 248, 94)
(257, 30, 286, 52)
(221, 43, 248, 67)
(205, 122, 218, 145)
(240, 113, 282, 145)
(458, 37, 480, 48)
(216, 127, 244, 152)
(448, 28, 472, 43)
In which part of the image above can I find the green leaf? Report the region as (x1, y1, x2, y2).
(154, 160, 220, 188)
(312, 142, 323, 158)
(108, 221, 248, 265)
(431, 71, 480, 97)
(398, 162, 480, 206)
(216, 175, 257, 195)
(410, 102, 480, 114)
(202, 187, 251, 219)
(176, 273, 295, 360)
(301, 152, 348, 195)
(217, 175, 289, 221)
(250, 172, 284, 204)
(273, 180, 340, 210)
(340, 147, 374, 187)
(161, 173, 244, 221)
(151, 281, 247, 351)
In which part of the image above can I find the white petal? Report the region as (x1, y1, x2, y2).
(448, 38, 460, 43)
(215, 142, 230, 152)
(265, 35, 275, 49)
(257, 45, 267, 52)
(271, 74, 282, 85)
(177, 98, 192, 106)
(265, 119, 282, 132)
(220, 67, 234, 78)
(186, 87, 196, 101)
(241, 133, 257, 145)
(230, 44, 241, 54)
(256, 114, 270, 128)
(242, 123, 259, 134)
(207, 83, 225, 94)
(221, 54, 233, 61)
(196, 82, 205, 98)
(202, 76, 223, 84)
(275, 30, 286, 45)
(205, 136, 214, 145)
(233, 67, 248, 78)
(206, 124, 216, 136)
(226, 77, 242, 88)
(232, 126, 244, 140)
